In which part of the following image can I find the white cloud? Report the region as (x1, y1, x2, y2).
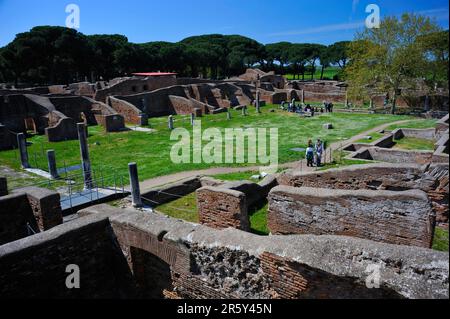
(268, 21, 365, 37)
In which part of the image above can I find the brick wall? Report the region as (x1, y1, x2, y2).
(278, 163, 433, 191)
(352, 147, 434, 165)
(0, 187, 63, 245)
(196, 186, 249, 231)
(19, 187, 63, 231)
(268, 186, 435, 248)
(0, 205, 447, 299)
(0, 216, 136, 298)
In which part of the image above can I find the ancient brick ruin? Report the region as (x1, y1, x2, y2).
(0, 93, 125, 150)
(0, 204, 447, 299)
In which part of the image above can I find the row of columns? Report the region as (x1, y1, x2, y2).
(17, 124, 143, 208)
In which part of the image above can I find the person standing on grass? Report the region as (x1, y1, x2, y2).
(315, 139, 324, 167)
(306, 140, 315, 167)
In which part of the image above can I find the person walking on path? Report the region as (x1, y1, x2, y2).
(315, 139, 324, 167)
(306, 140, 315, 167)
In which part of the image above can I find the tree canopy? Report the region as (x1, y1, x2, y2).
(345, 13, 448, 113)
(0, 26, 356, 85)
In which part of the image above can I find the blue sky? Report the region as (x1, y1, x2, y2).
(0, 0, 448, 47)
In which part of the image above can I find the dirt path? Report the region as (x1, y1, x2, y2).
(136, 119, 412, 192)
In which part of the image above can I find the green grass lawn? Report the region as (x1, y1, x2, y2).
(386, 119, 437, 131)
(285, 67, 340, 81)
(355, 132, 385, 144)
(156, 192, 199, 223)
(0, 107, 416, 189)
(248, 201, 269, 235)
(394, 137, 436, 151)
(433, 227, 449, 252)
(210, 171, 261, 181)
(154, 191, 269, 235)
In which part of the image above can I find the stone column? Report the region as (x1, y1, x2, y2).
(227, 108, 232, 120)
(301, 90, 305, 104)
(128, 162, 143, 208)
(168, 115, 174, 130)
(138, 113, 148, 126)
(369, 98, 374, 110)
(17, 133, 30, 169)
(47, 150, 59, 179)
(256, 90, 261, 113)
(345, 92, 349, 108)
(242, 105, 247, 116)
(77, 123, 93, 189)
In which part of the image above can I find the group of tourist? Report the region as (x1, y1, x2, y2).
(305, 139, 325, 167)
(323, 101, 334, 113)
(281, 100, 336, 117)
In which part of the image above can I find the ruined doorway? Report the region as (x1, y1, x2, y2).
(130, 247, 174, 299)
(79, 112, 88, 124)
(24, 117, 37, 134)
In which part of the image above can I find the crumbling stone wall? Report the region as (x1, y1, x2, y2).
(0, 124, 17, 151)
(15, 187, 63, 232)
(0, 216, 136, 298)
(0, 193, 38, 245)
(352, 147, 434, 165)
(196, 186, 249, 231)
(268, 186, 435, 248)
(278, 163, 434, 191)
(0, 205, 448, 299)
(0, 187, 63, 245)
(94, 76, 177, 103)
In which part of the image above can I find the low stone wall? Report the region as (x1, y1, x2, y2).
(0, 187, 62, 245)
(351, 147, 434, 165)
(392, 128, 436, 140)
(45, 117, 78, 142)
(278, 163, 434, 192)
(304, 91, 346, 103)
(94, 76, 177, 103)
(102, 114, 126, 132)
(196, 186, 249, 231)
(0, 124, 17, 150)
(372, 134, 395, 148)
(2, 204, 446, 299)
(14, 187, 63, 232)
(268, 186, 434, 248)
(108, 96, 143, 125)
(0, 193, 37, 245)
(0, 215, 136, 298)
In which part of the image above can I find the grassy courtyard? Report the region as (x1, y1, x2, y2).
(0, 106, 416, 188)
(156, 191, 270, 235)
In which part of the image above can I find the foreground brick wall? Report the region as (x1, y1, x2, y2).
(19, 187, 63, 231)
(0, 205, 448, 299)
(0, 193, 37, 245)
(0, 187, 63, 245)
(268, 186, 435, 248)
(0, 216, 136, 298)
(196, 186, 249, 231)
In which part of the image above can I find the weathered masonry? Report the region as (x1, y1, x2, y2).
(268, 186, 434, 248)
(0, 205, 447, 299)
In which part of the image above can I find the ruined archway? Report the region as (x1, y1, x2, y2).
(24, 117, 37, 134)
